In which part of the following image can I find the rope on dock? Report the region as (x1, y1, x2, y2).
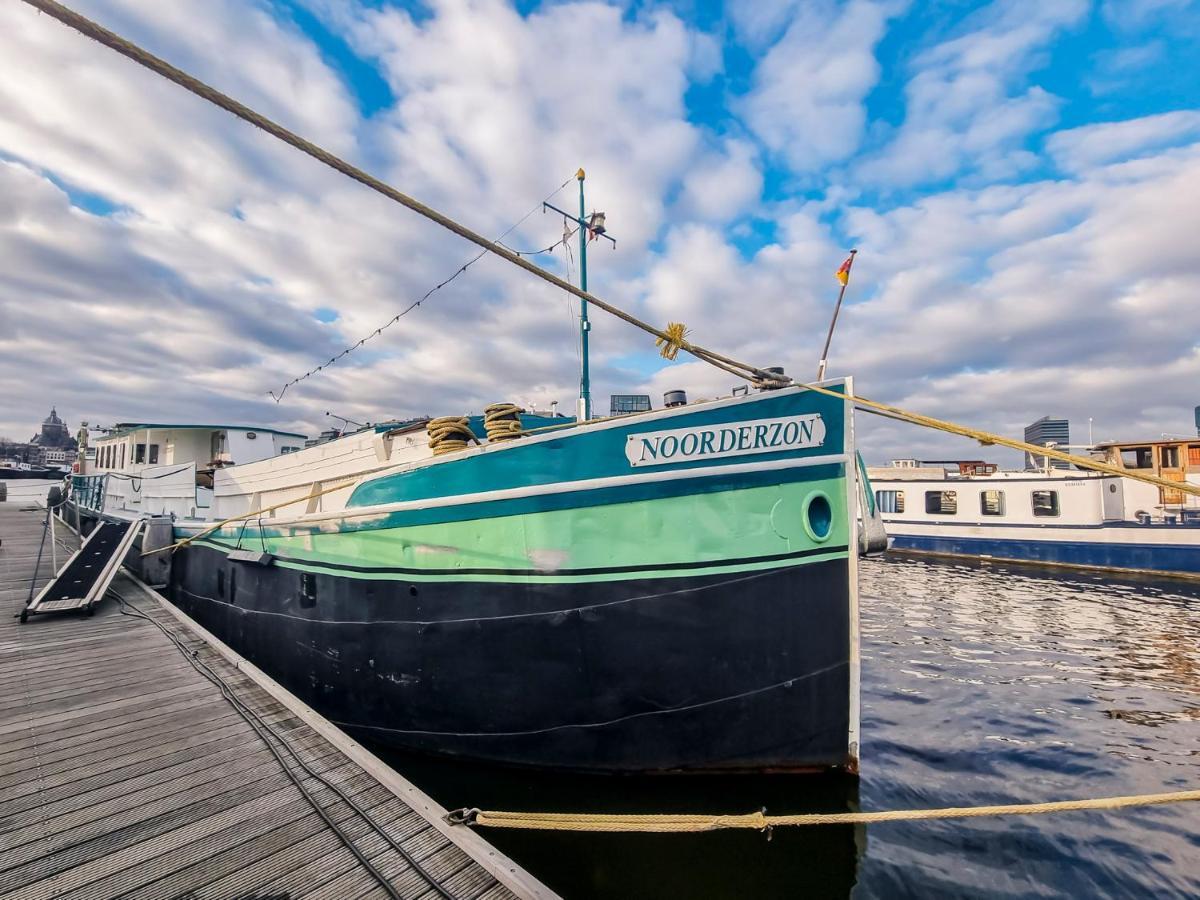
(448, 787, 1200, 833)
(110, 589, 457, 900)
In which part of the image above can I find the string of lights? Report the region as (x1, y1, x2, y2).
(268, 177, 574, 402)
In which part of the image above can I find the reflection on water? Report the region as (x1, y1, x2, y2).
(379, 555, 1200, 897)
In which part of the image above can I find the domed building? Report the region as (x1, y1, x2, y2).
(29, 407, 78, 465)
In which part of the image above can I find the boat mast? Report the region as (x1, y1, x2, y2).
(544, 169, 616, 421)
(577, 169, 592, 422)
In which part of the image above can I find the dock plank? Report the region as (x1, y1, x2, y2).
(0, 503, 552, 900)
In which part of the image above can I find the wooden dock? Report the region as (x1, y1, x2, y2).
(0, 501, 555, 900)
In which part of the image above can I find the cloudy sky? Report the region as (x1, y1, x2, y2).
(1, 0, 1198, 464)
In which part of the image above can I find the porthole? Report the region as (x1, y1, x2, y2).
(802, 491, 834, 542)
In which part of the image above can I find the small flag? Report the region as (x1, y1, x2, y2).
(835, 254, 854, 286)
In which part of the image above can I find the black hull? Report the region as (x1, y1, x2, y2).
(168, 543, 854, 773)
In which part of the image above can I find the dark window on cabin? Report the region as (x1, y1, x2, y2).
(120, 445, 126, 468)
(1121, 447, 1153, 469)
(1161, 446, 1179, 468)
(148, 444, 160, 465)
(300, 572, 317, 608)
(980, 490, 1005, 516)
(1032, 490, 1060, 517)
(228, 567, 237, 604)
(925, 490, 957, 514)
(134, 443, 145, 464)
(217, 569, 225, 599)
(876, 490, 905, 513)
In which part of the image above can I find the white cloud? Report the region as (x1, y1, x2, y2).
(738, 0, 893, 171)
(0, 0, 724, 439)
(633, 137, 1200, 462)
(857, 0, 1087, 187)
(675, 138, 762, 221)
(1046, 110, 1200, 173)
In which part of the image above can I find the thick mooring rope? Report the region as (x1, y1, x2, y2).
(427, 416, 477, 456)
(482, 403, 525, 443)
(796, 381, 1200, 499)
(449, 788, 1200, 833)
(19, 0, 786, 390)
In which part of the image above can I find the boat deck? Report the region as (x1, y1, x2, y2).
(0, 501, 552, 900)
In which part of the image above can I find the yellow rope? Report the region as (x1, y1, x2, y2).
(457, 787, 1200, 833)
(482, 403, 526, 443)
(797, 382, 1200, 499)
(656, 322, 689, 360)
(427, 416, 477, 456)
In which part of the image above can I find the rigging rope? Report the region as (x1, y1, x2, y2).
(20, 0, 787, 390)
(33, 0, 1195, 502)
(448, 787, 1200, 833)
(797, 381, 1200, 499)
(268, 176, 573, 401)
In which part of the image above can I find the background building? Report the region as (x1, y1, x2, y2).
(610, 394, 651, 416)
(1024, 416, 1070, 470)
(0, 407, 78, 466)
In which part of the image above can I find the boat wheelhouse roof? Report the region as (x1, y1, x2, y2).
(101, 423, 307, 440)
(1093, 437, 1200, 448)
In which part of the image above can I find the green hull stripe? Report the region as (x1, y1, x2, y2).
(204, 462, 844, 540)
(189, 476, 851, 580)
(191, 538, 849, 585)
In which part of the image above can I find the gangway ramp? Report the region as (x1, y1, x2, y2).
(21, 518, 143, 622)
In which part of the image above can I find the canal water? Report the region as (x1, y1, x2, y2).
(378, 554, 1200, 898)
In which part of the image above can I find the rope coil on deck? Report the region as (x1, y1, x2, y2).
(448, 787, 1200, 833)
(482, 403, 525, 443)
(427, 416, 477, 456)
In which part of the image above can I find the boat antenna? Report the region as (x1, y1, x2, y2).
(326, 411, 366, 431)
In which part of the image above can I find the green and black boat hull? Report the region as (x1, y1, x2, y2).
(166, 383, 862, 773)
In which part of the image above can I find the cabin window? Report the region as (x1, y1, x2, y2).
(925, 490, 957, 515)
(134, 443, 146, 464)
(148, 444, 160, 465)
(211, 431, 228, 461)
(119, 444, 126, 468)
(1160, 446, 1179, 468)
(980, 490, 1005, 516)
(1120, 447, 1153, 469)
(217, 569, 225, 599)
(876, 490, 905, 513)
(1189, 445, 1200, 466)
(1032, 490, 1060, 517)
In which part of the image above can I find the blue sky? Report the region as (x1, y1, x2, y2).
(1, 0, 1199, 463)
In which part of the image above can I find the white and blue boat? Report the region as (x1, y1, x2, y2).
(73, 381, 873, 774)
(869, 437, 1200, 577)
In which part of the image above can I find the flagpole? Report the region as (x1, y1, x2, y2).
(817, 249, 856, 381)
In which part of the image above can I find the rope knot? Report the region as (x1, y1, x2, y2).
(655, 321, 689, 360)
